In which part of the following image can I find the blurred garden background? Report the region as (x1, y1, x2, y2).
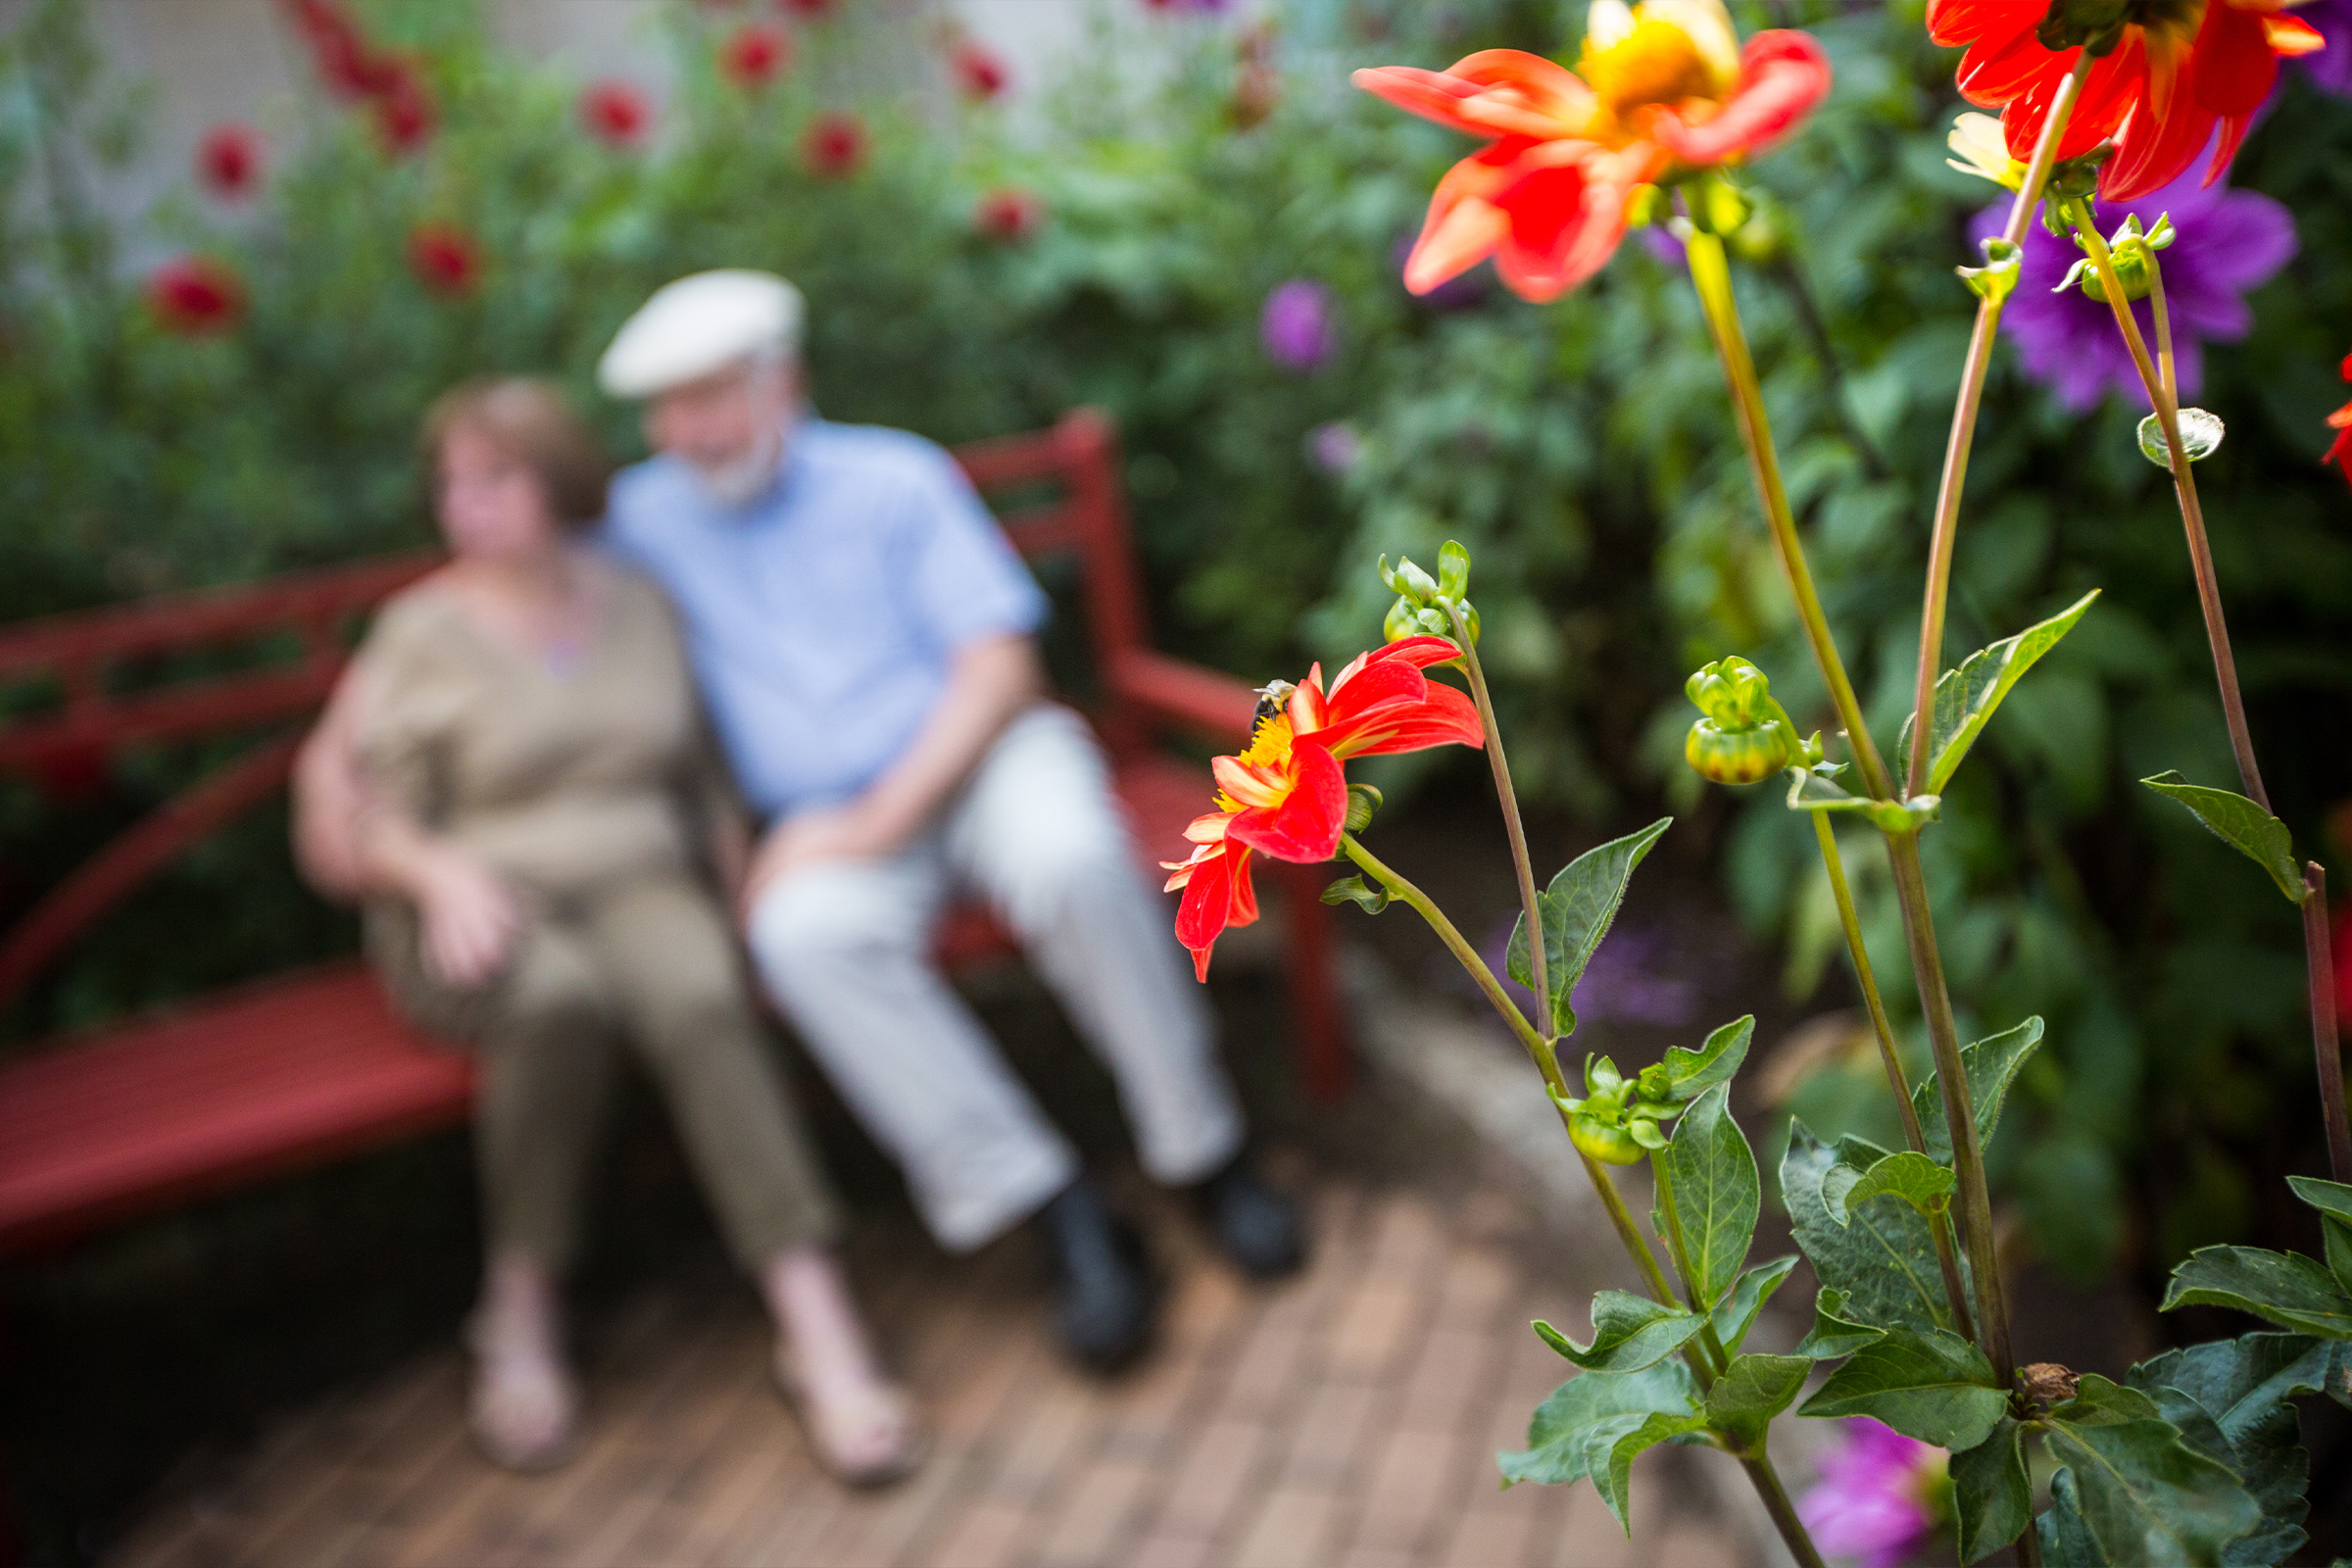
(3, 0, 2350, 1559)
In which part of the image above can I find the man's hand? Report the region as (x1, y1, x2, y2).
(414, 844, 524, 989)
(740, 802, 906, 918)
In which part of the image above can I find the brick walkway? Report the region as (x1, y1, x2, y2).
(103, 1164, 1749, 1568)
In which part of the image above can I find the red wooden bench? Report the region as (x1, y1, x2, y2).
(0, 409, 1348, 1264)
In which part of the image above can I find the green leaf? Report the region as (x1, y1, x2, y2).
(2161, 1248, 2352, 1339)
(2043, 1377, 2264, 1566)
(2141, 773, 2304, 904)
(1784, 761, 1940, 833)
(2132, 1332, 2351, 1566)
(1951, 1417, 2034, 1564)
(1651, 1083, 1758, 1311)
(1798, 1325, 2007, 1449)
(1644, 1014, 1754, 1103)
(2138, 407, 2226, 468)
(1588, 1409, 1710, 1534)
(1500, 1360, 1699, 1489)
(1791, 1286, 1886, 1360)
(1911, 1017, 2044, 1164)
(2284, 1177, 2352, 1295)
(2037, 1468, 2103, 1566)
(1703, 1353, 1809, 1447)
(1832, 1151, 1957, 1224)
(1320, 874, 1392, 914)
(1506, 818, 1672, 1038)
(1785, 1123, 1966, 1335)
(1897, 589, 2098, 794)
(1533, 1291, 1709, 1373)
(1709, 1254, 1798, 1358)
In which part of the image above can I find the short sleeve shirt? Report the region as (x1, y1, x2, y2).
(601, 419, 1048, 820)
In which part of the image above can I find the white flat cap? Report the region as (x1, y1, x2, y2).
(596, 270, 805, 399)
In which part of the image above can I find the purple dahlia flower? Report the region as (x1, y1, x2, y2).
(1974, 156, 2295, 412)
(1797, 1419, 1949, 1568)
(1260, 279, 1336, 371)
(1306, 420, 1362, 474)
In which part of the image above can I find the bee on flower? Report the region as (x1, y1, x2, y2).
(1350, 0, 1831, 301)
(1163, 638, 1482, 979)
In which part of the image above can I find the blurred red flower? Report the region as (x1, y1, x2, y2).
(952, 42, 1009, 100)
(407, 223, 482, 296)
(284, 0, 390, 100)
(581, 79, 653, 146)
(974, 187, 1044, 241)
(780, 0, 835, 17)
(147, 257, 246, 335)
(2325, 349, 2352, 489)
(802, 110, 867, 176)
(1230, 60, 1279, 126)
(1928, 0, 2323, 201)
(196, 123, 263, 198)
(369, 64, 436, 154)
(720, 23, 790, 88)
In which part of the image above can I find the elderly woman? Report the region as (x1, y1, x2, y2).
(293, 378, 919, 1483)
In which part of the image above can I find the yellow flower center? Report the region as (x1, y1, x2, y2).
(1574, 0, 1742, 141)
(1214, 712, 1296, 812)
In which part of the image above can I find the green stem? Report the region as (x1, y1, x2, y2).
(1685, 228, 1891, 802)
(1448, 601, 1552, 1054)
(2058, 196, 2269, 814)
(1339, 831, 1555, 1086)
(1809, 812, 1978, 1346)
(1885, 830, 2013, 1383)
(1907, 54, 2092, 798)
(1740, 1449, 1832, 1568)
(1336, 832, 1690, 1301)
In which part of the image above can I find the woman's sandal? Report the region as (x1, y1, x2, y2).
(466, 1317, 583, 1473)
(773, 1352, 928, 1490)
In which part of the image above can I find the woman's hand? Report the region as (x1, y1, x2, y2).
(415, 844, 523, 989)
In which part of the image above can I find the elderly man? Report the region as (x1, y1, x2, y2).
(591, 270, 1300, 1366)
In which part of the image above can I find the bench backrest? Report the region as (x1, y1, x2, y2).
(0, 409, 1146, 1011)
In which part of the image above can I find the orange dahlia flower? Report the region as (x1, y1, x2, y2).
(1352, 0, 1831, 302)
(1164, 636, 1483, 979)
(1928, 0, 2325, 202)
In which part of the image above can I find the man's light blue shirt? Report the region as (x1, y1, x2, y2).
(602, 418, 1048, 820)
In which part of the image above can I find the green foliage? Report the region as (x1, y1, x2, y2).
(1533, 1292, 1710, 1375)
(1649, 1082, 1758, 1312)
(1505, 816, 1672, 1037)
(2160, 1249, 2352, 1340)
(1911, 1015, 2044, 1163)
(1784, 1122, 1967, 1334)
(1499, 1360, 1702, 1490)
(1639, 1013, 1754, 1104)
(1832, 1150, 1956, 1224)
(2036, 1376, 2264, 1568)
(1701, 1353, 1808, 1448)
(1707, 1253, 1796, 1357)
(2283, 1177, 2352, 1291)
(2141, 773, 2305, 903)
(1897, 589, 2099, 794)
(1796, 1325, 2006, 1449)
(1950, 1418, 2034, 1564)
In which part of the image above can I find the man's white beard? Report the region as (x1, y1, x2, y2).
(690, 426, 783, 509)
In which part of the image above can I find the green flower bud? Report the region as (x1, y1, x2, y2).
(1683, 656, 1795, 786)
(1570, 1113, 1646, 1165)
(1685, 656, 1774, 729)
(1344, 782, 1384, 834)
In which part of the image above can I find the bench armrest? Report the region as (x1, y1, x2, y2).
(1107, 650, 1258, 747)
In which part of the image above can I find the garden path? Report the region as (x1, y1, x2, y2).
(99, 1160, 1748, 1568)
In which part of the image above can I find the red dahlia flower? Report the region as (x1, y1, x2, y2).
(1353, 0, 1831, 302)
(2325, 349, 2352, 488)
(369, 64, 435, 154)
(974, 187, 1044, 241)
(407, 223, 482, 296)
(1928, 0, 2325, 201)
(196, 123, 263, 198)
(1163, 636, 1483, 979)
(953, 42, 1009, 100)
(581, 79, 652, 146)
(802, 111, 867, 176)
(720, 24, 790, 90)
(147, 257, 246, 335)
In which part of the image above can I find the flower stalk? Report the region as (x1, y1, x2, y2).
(1810, 813, 1978, 1346)
(1447, 600, 1553, 1055)
(1907, 52, 2091, 798)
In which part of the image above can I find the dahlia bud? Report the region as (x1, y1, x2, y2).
(1378, 542, 1478, 646)
(1684, 656, 1796, 785)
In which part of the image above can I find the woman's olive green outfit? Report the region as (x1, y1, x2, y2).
(354, 568, 839, 1273)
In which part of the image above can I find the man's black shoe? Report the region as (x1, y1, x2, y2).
(1041, 1178, 1156, 1371)
(1194, 1156, 1305, 1280)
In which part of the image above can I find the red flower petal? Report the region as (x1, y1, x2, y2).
(1369, 635, 1465, 668)
(1350, 50, 1594, 141)
(1343, 686, 1485, 759)
(1646, 29, 1831, 167)
(1226, 742, 1348, 862)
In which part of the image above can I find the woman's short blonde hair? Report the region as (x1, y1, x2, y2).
(420, 377, 612, 528)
